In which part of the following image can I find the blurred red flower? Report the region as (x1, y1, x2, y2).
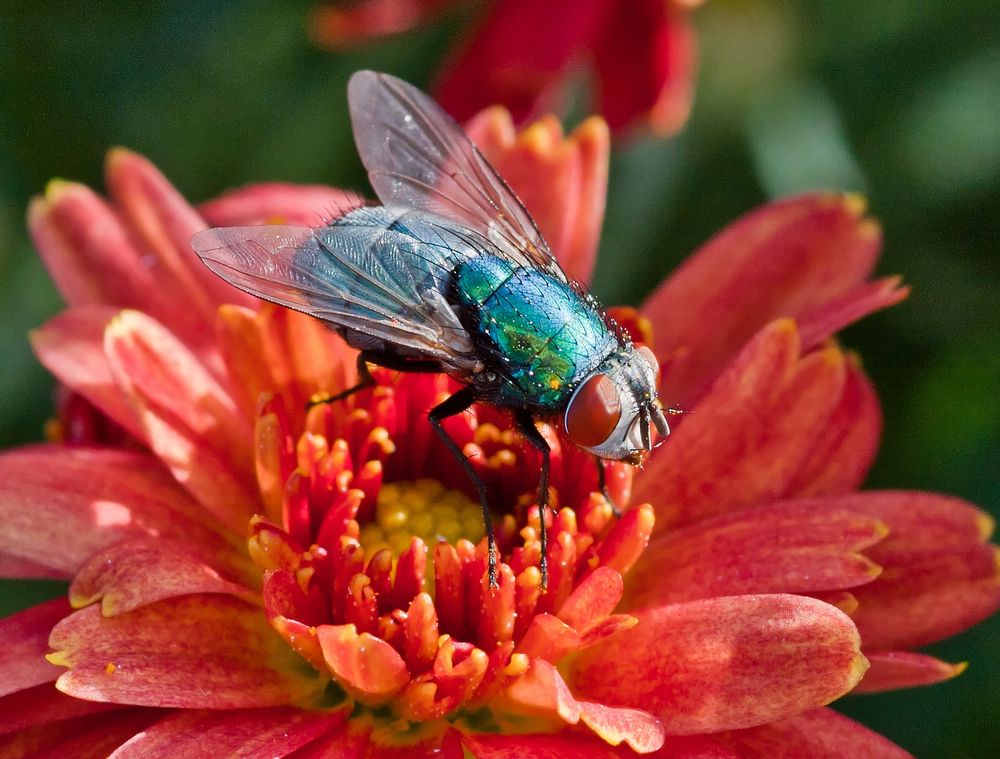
(311, 0, 702, 136)
(0, 110, 996, 757)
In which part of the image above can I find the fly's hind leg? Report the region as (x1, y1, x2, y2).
(515, 411, 551, 589)
(307, 350, 442, 408)
(429, 386, 500, 586)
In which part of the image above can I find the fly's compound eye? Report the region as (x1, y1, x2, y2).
(566, 373, 622, 447)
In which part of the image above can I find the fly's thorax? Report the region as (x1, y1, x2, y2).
(452, 254, 618, 410)
(564, 345, 670, 463)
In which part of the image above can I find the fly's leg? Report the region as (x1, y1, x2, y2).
(429, 386, 499, 586)
(515, 411, 551, 589)
(307, 350, 441, 408)
(595, 456, 623, 517)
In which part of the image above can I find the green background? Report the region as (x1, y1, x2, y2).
(1, 1, 997, 755)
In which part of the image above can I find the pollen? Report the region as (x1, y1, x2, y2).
(358, 479, 485, 557)
(548, 377, 561, 390)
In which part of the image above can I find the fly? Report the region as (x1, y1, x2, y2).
(191, 71, 672, 587)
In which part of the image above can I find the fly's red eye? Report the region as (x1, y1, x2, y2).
(566, 374, 622, 448)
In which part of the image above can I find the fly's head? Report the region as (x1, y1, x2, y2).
(563, 345, 670, 466)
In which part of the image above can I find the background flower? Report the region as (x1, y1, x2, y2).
(1, 1, 998, 756)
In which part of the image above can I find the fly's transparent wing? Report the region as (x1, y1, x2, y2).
(191, 207, 478, 370)
(347, 70, 567, 281)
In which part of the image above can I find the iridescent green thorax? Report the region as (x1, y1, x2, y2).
(453, 254, 619, 409)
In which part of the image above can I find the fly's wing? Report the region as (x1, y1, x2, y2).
(191, 207, 478, 371)
(348, 70, 568, 282)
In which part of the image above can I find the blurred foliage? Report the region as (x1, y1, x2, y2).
(1, 0, 997, 754)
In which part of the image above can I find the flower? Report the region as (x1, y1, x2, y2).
(310, 0, 702, 137)
(0, 110, 997, 757)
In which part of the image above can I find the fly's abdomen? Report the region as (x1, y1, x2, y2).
(454, 254, 618, 408)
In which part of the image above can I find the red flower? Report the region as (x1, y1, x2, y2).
(0, 111, 996, 757)
(310, 0, 701, 136)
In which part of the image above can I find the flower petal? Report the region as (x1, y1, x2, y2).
(104, 147, 254, 313)
(853, 651, 967, 694)
(626, 502, 886, 608)
(0, 709, 160, 759)
(31, 308, 146, 442)
(593, 0, 697, 135)
(466, 110, 609, 283)
(108, 706, 350, 758)
(557, 566, 624, 630)
(785, 357, 882, 498)
(48, 595, 325, 708)
(460, 731, 631, 758)
(0, 683, 121, 735)
(577, 699, 665, 753)
(317, 623, 409, 704)
(104, 310, 257, 533)
(724, 707, 911, 758)
(0, 599, 71, 697)
(571, 594, 867, 734)
(797, 277, 909, 353)
(0, 445, 239, 577)
(198, 183, 364, 227)
(642, 194, 882, 405)
(70, 538, 257, 616)
(434, 0, 605, 124)
(634, 320, 846, 531)
(835, 491, 1000, 649)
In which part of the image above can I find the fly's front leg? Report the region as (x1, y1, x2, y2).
(515, 411, 551, 589)
(429, 386, 499, 586)
(308, 350, 442, 408)
(595, 456, 623, 517)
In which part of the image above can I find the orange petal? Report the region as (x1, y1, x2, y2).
(571, 594, 867, 734)
(48, 595, 324, 708)
(643, 194, 882, 406)
(502, 658, 580, 725)
(104, 310, 257, 533)
(627, 501, 886, 608)
(0, 598, 71, 697)
(465, 109, 609, 284)
(853, 651, 967, 694)
(635, 320, 846, 531)
(577, 699, 665, 753)
(557, 566, 624, 630)
(108, 706, 349, 758)
(0, 446, 237, 577)
(725, 706, 911, 758)
(316, 623, 409, 704)
(515, 614, 581, 663)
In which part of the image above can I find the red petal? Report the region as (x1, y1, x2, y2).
(104, 310, 257, 533)
(48, 595, 325, 708)
(635, 320, 845, 530)
(797, 277, 909, 353)
(104, 148, 254, 314)
(466, 110, 609, 284)
(0, 599, 71, 697)
(571, 594, 866, 734)
(833, 491, 1000, 649)
(578, 699, 665, 753)
(557, 566, 624, 630)
(785, 358, 882, 497)
(31, 308, 145, 442)
(725, 707, 911, 758)
(593, 0, 697, 136)
(434, 0, 605, 124)
(642, 194, 882, 406)
(0, 445, 239, 577)
(317, 623, 409, 703)
(853, 651, 967, 694)
(109, 706, 349, 758)
(70, 538, 256, 616)
(0, 683, 121, 735)
(0, 709, 160, 759)
(502, 658, 580, 725)
(308, 0, 452, 49)
(461, 731, 631, 758)
(627, 501, 885, 608)
(515, 614, 581, 663)
(198, 182, 364, 227)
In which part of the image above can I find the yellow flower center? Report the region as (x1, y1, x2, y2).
(358, 478, 485, 557)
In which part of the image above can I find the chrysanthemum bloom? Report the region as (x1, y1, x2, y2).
(310, 0, 701, 136)
(1, 111, 998, 757)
